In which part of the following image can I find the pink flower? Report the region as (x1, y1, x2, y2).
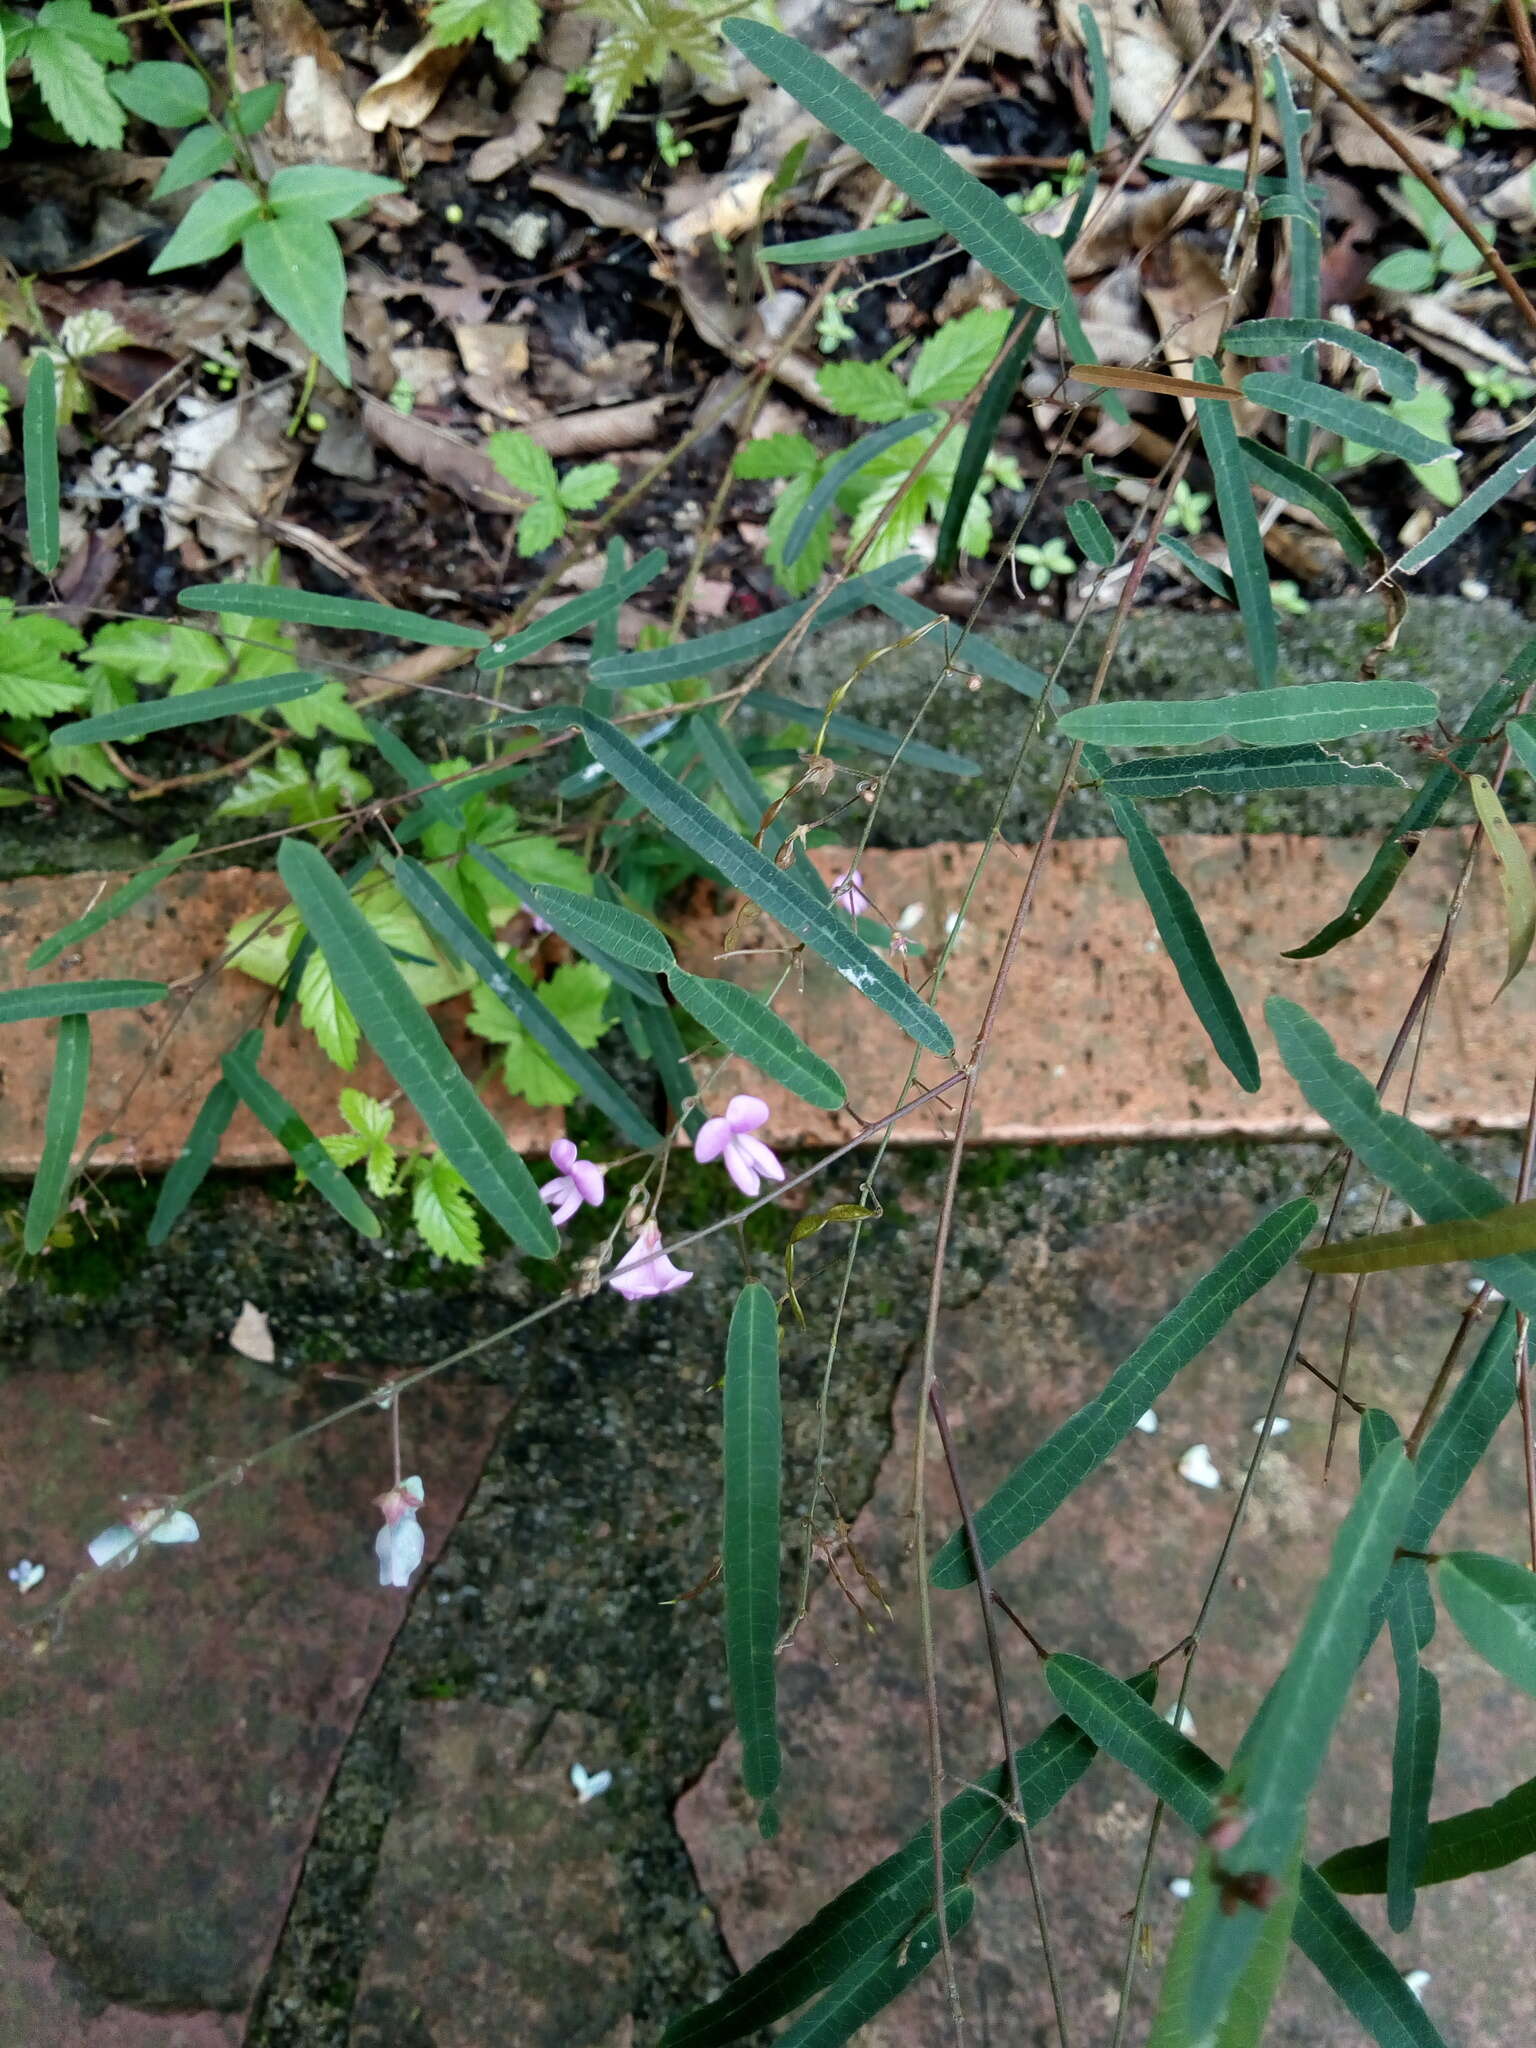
(540, 1138, 606, 1227)
(831, 868, 871, 918)
(695, 1094, 785, 1199)
(609, 1220, 693, 1300)
(375, 1475, 425, 1589)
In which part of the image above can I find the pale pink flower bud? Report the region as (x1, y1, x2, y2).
(86, 1502, 200, 1570)
(375, 1475, 426, 1589)
(608, 1219, 693, 1300)
(694, 1094, 786, 1199)
(538, 1138, 607, 1227)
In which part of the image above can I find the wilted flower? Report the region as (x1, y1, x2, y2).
(539, 1138, 606, 1227)
(375, 1475, 425, 1589)
(695, 1095, 785, 1199)
(831, 867, 871, 918)
(609, 1220, 693, 1300)
(87, 1503, 200, 1570)
(8, 1559, 44, 1593)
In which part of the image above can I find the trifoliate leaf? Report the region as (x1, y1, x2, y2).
(223, 613, 300, 685)
(847, 471, 928, 567)
(0, 609, 89, 718)
(327, 1088, 398, 1195)
(472, 959, 613, 1107)
(558, 460, 621, 512)
(426, 0, 541, 63)
(581, 0, 733, 130)
(907, 306, 1012, 404)
(486, 428, 560, 501)
(818, 359, 910, 423)
(411, 1154, 484, 1264)
(734, 433, 820, 480)
(516, 497, 568, 556)
(282, 679, 370, 743)
(88, 620, 228, 694)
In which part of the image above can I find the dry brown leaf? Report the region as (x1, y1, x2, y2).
(1328, 100, 1459, 174)
(267, 513, 390, 602)
(1400, 295, 1535, 376)
(162, 386, 300, 569)
(1406, 70, 1536, 129)
(467, 67, 566, 179)
(229, 1301, 277, 1364)
(1141, 235, 1238, 410)
(454, 322, 531, 383)
(914, 0, 1040, 63)
(532, 171, 659, 239)
(1070, 362, 1245, 401)
(358, 36, 466, 134)
(361, 394, 517, 511)
(1484, 159, 1536, 226)
(663, 171, 774, 252)
(525, 400, 667, 457)
(389, 347, 460, 405)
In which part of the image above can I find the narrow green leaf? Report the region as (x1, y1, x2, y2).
(1286, 679, 1519, 956)
(1089, 746, 1260, 1091)
(746, 688, 981, 778)
(1195, 354, 1278, 688)
(935, 307, 1042, 575)
(668, 968, 845, 1109)
(1397, 424, 1536, 575)
(147, 1065, 244, 1247)
(1224, 320, 1418, 401)
(783, 414, 938, 568)
(1243, 372, 1458, 467)
(278, 840, 558, 1254)
(723, 1283, 783, 1810)
(222, 1035, 380, 1237)
(23, 1012, 90, 1253)
(1143, 158, 1325, 200)
(634, 995, 705, 1140)
(1148, 1844, 1299, 2048)
(1060, 679, 1439, 749)
(1238, 437, 1379, 571)
(1300, 1198, 1536, 1275)
(589, 538, 629, 671)
(1067, 498, 1116, 566)
(1159, 532, 1238, 606)
(475, 549, 668, 670)
(1268, 56, 1322, 466)
(391, 855, 663, 1151)
(933, 1198, 1316, 1585)
(1470, 772, 1536, 992)
(23, 354, 60, 576)
(1321, 1766, 1536, 1894)
(776, 1890, 974, 2048)
(1439, 1551, 1536, 1698)
(1508, 713, 1536, 786)
(763, 219, 945, 263)
(363, 717, 463, 827)
(0, 979, 166, 1024)
(531, 886, 675, 972)
(1267, 997, 1536, 1318)
(1386, 1558, 1441, 1930)
(179, 582, 489, 648)
(28, 834, 199, 970)
(1402, 1305, 1516, 1562)
(1079, 3, 1110, 152)
(1293, 1867, 1448, 2048)
(54, 670, 329, 745)
(725, 21, 1067, 311)
(465, 843, 664, 1006)
(865, 587, 1054, 699)
(694, 712, 771, 832)
(1096, 744, 1404, 800)
(517, 706, 953, 1056)
(587, 560, 920, 694)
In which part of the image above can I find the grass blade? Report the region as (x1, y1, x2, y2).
(1096, 744, 1404, 800)
(179, 582, 489, 648)
(55, 671, 329, 745)
(1238, 437, 1379, 571)
(933, 1199, 1315, 1585)
(1268, 996, 1536, 1317)
(147, 1062, 247, 1247)
(23, 1013, 90, 1254)
(1224, 320, 1417, 401)
(23, 354, 60, 575)
(865, 588, 1054, 699)
(1079, 2, 1110, 151)
(518, 707, 953, 1056)
(391, 855, 664, 1151)
(1243, 373, 1457, 467)
(0, 979, 166, 1024)
(1397, 424, 1536, 575)
(531, 886, 675, 972)
(278, 839, 558, 1254)
(723, 1282, 784, 1820)
(222, 1034, 380, 1237)
(725, 21, 1067, 311)
(747, 687, 981, 777)
(475, 548, 668, 670)
(1195, 354, 1278, 689)
(1470, 771, 1536, 991)
(28, 835, 200, 970)
(783, 414, 938, 567)
(763, 219, 944, 263)
(776, 1890, 974, 2048)
(1286, 679, 1520, 956)
(1438, 1551, 1536, 1697)
(1060, 679, 1439, 748)
(668, 968, 845, 1108)
(1321, 1767, 1536, 1894)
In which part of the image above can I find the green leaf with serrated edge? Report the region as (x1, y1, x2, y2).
(1148, 1843, 1300, 2048)
(1195, 354, 1278, 688)
(783, 414, 937, 567)
(0, 979, 165, 1024)
(1067, 498, 1115, 566)
(517, 706, 953, 1056)
(1061, 680, 1439, 750)
(476, 549, 668, 670)
(1287, 678, 1519, 956)
(660, 1681, 1153, 2047)
(1238, 436, 1379, 572)
(23, 1012, 90, 1254)
(1321, 1765, 1536, 1895)
(1043, 1658, 1451, 2048)
(668, 969, 845, 1109)
(1439, 1551, 1536, 1697)
(776, 1889, 975, 2048)
(1300, 1198, 1536, 1274)
(723, 1283, 783, 1809)
(746, 688, 980, 778)
(24, 355, 60, 575)
(1097, 745, 1405, 800)
(763, 219, 944, 263)
(1079, 2, 1110, 151)
(1243, 372, 1458, 467)
(28, 834, 199, 970)
(221, 1035, 380, 1237)
(867, 588, 1054, 700)
(241, 216, 351, 385)
(1268, 997, 1536, 1317)
(1086, 746, 1259, 1091)
(1224, 319, 1417, 401)
(411, 1153, 482, 1264)
(530, 887, 675, 973)
(1470, 772, 1536, 991)
(390, 855, 661, 1150)
(909, 307, 1011, 404)
(465, 842, 663, 1006)
(1160, 532, 1238, 606)
(180, 582, 489, 648)
(147, 1061, 247, 1247)
(933, 1198, 1314, 1585)
(54, 670, 328, 745)
(278, 840, 558, 1253)
(725, 22, 1066, 311)
(1398, 424, 1536, 574)
(586, 559, 920, 694)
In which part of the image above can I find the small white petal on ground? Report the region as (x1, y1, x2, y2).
(1134, 1409, 1159, 1434)
(1163, 1702, 1196, 1736)
(1168, 1876, 1192, 1899)
(8, 1559, 44, 1593)
(1405, 1971, 1431, 2002)
(1252, 1416, 1291, 1435)
(1178, 1443, 1221, 1489)
(229, 1300, 276, 1364)
(570, 1762, 613, 1803)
